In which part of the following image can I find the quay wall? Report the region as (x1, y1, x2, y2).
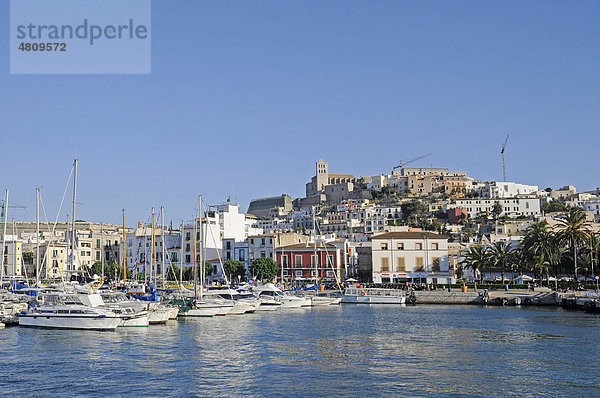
(413, 289, 558, 305)
(414, 291, 482, 304)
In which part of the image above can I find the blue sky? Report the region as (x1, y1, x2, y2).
(1, 1, 599, 226)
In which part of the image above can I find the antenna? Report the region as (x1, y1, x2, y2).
(501, 134, 509, 182)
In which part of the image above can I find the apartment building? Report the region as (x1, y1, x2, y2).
(0, 237, 22, 277)
(275, 242, 341, 282)
(371, 232, 451, 284)
(477, 181, 539, 198)
(454, 197, 541, 218)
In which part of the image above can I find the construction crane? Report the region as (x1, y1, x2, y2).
(0, 196, 27, 231)
(393, 153, 432, 172)
(501, 134, 509, 182)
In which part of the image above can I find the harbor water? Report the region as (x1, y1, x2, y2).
(1, 305, 599, 397)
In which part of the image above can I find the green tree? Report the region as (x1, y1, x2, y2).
(168, 264, 180, 281)
(22, 251, 34, 265)
(542, 200, 567, 213)
(88, 261, 132, 280)
(492, 201, 503, 220)
(521, 221, 560, 283)
(249, 257, 278, 281)
(460, 245, 489, 283)
(555, 207, 591, 283)
(461, 226, 474, 243)
(182, 261, 214, 281)
(401, 200, 428, 226)
(223, 260, 246, 282)
(488, 241, 513, 284)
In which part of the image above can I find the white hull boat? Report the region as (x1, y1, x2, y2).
(228, 300, 254, 315)
(168, 307, 179, 320)
(120, 312, 150, 327)
(310, 296, 342, 306)
(186, 301, 228, 317)
(19, 305, 120, 330)
(342, 287, 406, 304)
(255, 297, 281, 311)
(280, 296, 308, 308)
(147, 305, 172, 324)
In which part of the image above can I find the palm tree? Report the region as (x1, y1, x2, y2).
(555, 207, 591, 283)
(488, 241, 513, 284)
(512, 245, 530, 278)
(460, 245, 489, 283)
(522, 221, 560, 284)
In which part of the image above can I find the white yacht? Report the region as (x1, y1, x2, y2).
(186, 299, 231, 317)
(341, 287, 406, 304)
(99, 292, 149, 327)
(205, 289, 253, 315)
(18, 294, 120, 330)
(307, 294, 342, 306)
(253, 284, 308, 308)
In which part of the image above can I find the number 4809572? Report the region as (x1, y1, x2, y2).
(18, 42, 66, 51)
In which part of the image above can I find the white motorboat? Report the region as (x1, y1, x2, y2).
(253, 284, 308, 308)
(341, 287, 406, 304)
(205, 289, 252, 315)
(255, 296, 282, 311)
(98, 292, 149, 327)
(18, 294, 120, 330)
(186, 299, 231, 317)
(308, 294, 342, 306)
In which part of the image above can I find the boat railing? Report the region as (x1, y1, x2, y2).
(345, 288, 405, 297)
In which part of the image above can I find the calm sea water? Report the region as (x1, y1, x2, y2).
(1, 305, 599, 397)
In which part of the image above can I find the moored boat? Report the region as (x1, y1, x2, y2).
(341, 287, 406, 304)
(18, 294, 120, 330)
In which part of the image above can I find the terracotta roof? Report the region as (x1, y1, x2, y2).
(371, 232, 447, 240)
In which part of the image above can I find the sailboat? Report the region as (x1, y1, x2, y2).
(185, 196, 232, 317)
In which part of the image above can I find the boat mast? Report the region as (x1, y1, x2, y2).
(179, 220, 184, 287)
(122, 209, 126, 286)
(152, 207, 156, 288)
(0, 189, 8, 284)
(100, 222, 104, 282)
(280, 233, 283, 286)
(198, 195, 203, 299)
(192, 211, 197, 302)
(71, 158, 78, 276)
(36, 188, 40, 284)
(161, 206, 165, 288)
(12, 218, 17, 278)
(313, 206, 318, 287)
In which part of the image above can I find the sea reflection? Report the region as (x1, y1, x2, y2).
(1, 306, 600, 397)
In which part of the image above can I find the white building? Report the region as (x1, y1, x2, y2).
(371, 232, 451, 284)
(477, 182, 539, 198)
(180, 203, 262, 274)
(39, 241, 68, 279)
(364, 206, 403, 233)
(582, 199, 600, 220)
(1, 237, 23, 277)
(454, 197, 541, 218)
(124, 223, 181, 280)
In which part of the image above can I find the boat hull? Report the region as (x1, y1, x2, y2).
(341, 295, 405, 304)
(311, 296, 342, 306)
(18, 314, 120, 330)
(119, 313, 149, 327)
(186, 302, 230, 317)
(279, 297, 307, 308)
(148, 307, 171, 324)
